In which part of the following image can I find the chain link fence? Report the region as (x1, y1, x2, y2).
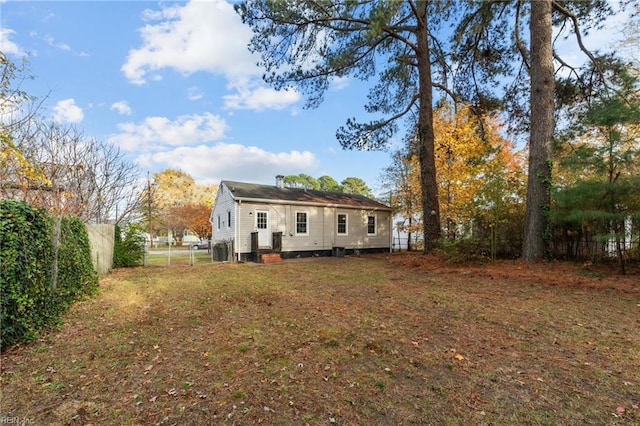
(143, 240, 234, 266)
(144, 245, 213, 267)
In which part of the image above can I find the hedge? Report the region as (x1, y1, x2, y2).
(0, 200, 98, 349)
(113, 223, 146, 268)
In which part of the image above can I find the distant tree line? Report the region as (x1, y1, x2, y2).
(282, 174, 375, 199)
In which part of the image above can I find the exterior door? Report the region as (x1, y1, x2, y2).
(256, 210, 270, 247)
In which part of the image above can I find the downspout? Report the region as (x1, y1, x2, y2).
(235, 199, 241, 262)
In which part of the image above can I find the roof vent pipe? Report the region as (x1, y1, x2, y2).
(276, 175, 285, 188)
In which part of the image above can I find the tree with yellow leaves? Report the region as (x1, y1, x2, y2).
(150, 169, 218, 243)
(434, 102, 526, 253)
(382, 102, 525, 255)
(435, 102, 486, 239)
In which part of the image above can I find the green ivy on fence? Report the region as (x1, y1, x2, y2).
(0, 200, 98, 349)
(55, 216, 99, 308)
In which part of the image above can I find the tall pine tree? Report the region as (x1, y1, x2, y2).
(236, 1, 460, 252)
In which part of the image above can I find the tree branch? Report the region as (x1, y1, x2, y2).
(552, 1, 600, 68)
(515, 0, 530, 71)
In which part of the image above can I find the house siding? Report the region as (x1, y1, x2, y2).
(236, 202, 289, 253)
(234, 202, 390, 256)
(333, 209, 391, 249)
(211, 185, 236, 242)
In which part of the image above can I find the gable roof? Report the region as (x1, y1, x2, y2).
(221, 180, 390, 210)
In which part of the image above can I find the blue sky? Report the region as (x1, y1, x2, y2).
(1, 0, 396, 194)
(0, 1, 632, 196)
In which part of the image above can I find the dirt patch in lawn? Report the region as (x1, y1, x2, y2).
(1, 253, 639, 425)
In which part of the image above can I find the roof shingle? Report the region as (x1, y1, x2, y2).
(221, 180, 390, 210)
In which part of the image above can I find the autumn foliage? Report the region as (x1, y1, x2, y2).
(148, 169, 217, 243)
(434, 103, 526, 251)
(385, 103, 526, 257)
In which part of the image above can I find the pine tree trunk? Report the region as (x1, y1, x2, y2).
(416, 1, 441, 253)
(523, 0, 554, 262)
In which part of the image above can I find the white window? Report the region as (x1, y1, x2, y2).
(256, 211, 268, 229)
(217, 215, 221, 231)
(227, 210, 232, 228)
(367, 215, 376, 235)
(337, 213, 347, 235)
(295, 211, 308, 235)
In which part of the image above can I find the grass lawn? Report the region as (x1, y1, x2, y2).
(1, 253, 638, 425)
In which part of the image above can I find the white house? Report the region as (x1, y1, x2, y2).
(211, 176, 392, 261)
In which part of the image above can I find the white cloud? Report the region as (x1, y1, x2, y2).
(122, 0, 300, 112)
(137, 143, 319, 184)
(52, 99, 84, 123)
(0, 28, 26, 56)
(121, 0, 258, 85)
(224, 79, 301, 111)
(329, 76, 350, 91)
(42, 34, 88, 56)
(188, 87, 204, 101)
(120, 0, 300, 110)
(108, 112, 228, 151)
(41, 11, 55, 22)
(111, 101, 132, 115)
(44, 34, 71, 51)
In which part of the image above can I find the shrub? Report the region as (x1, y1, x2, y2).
(113, 223, 146, 268)
(438, 237, 489, 264)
